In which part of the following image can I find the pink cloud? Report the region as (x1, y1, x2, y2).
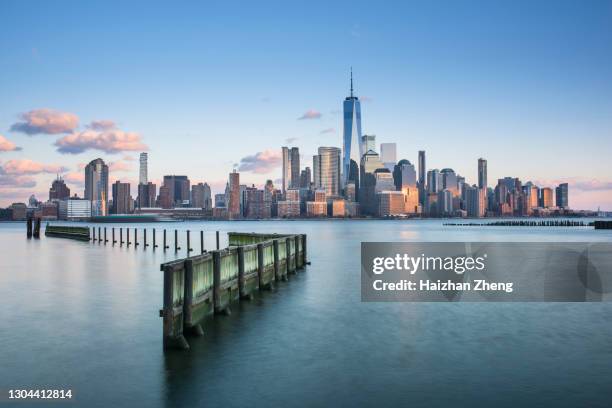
(0, 174, 36, 188)
(55, 129, 148, 154)
(10, 108, 79, 135)
(298, 109, 322, 120)
(87, 119, 117, 131)
(0, 135, 21, 152)
(237, 149, 282, 174)
(64, 172, 85, 187)
(0, 159, 68, 175)
(108, 160, 132, 172)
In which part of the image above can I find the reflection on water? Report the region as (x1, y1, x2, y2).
(1, 219, 612, 407)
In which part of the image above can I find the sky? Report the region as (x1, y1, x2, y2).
(1, 0, 611, 209)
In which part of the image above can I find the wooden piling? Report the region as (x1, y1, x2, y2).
(127, 228, 131, 246)
(104, 227, 107, 243)
(26, 218, 33, 238)
(175, 229, 179, 252)
(33, 218, 41, 238)
(216, 230, 220, 250)
(200, 231, 204, 254)
(153, 229, 157, 249)
(187, 230, 193, 254)
(120, 228, 123, 245)
(163, 229, 167, 251)
(112, 227, 116, 244)
(144, 229, 148, 248)
(98, 227, 101, 244)
(92, 226, 96, 242)
(134, 228, 139, 247)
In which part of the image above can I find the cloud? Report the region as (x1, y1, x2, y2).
(10, 108, 79, 135)
(0, 135, 21, 152)
(108, 160, 132, 172)
(0, 174, 36, 188)
(64, 172, 85, 187)
(87, 119, 116, 131)
(298, 110, 322, 120)
(237, 149, 282, 174)
(320, 128, 336, 134)
(122, 155, 136, 161)
(532, 178, 612, 192)
(55, 128, 148, 154)
(285, 137, 299, 144)
(0, 159, 68, 175)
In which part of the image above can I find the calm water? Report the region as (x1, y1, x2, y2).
(1, 219, 612, 407)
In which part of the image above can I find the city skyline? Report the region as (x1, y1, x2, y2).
(1, 1, 612, 209)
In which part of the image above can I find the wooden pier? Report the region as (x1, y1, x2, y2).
(160, 232, 308, 351)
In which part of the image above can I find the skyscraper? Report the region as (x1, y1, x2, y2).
(380, 143, 397, 169)
(342, 69, 362, 187)
(361, 135, 376, 153)
(162, 175, 190, 207)
(191, 182, 211, 209)
(556, 183, 569, 208)
(282, 147, 290, 193)
(316, 147, 341, 197)
(84, 158, 109, 216)
(139, 152, 148, 185)
(290, 147, 300, 188)
(478, 158, 487, 190)
(111, 181, 131, 214)
(228, 171, 241, 219)
(137, 182, 156, 208)
(418, 151, 426, 206)
(49, 176, 70, 201)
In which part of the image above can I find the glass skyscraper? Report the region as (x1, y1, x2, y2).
(342, 69, 362, 187)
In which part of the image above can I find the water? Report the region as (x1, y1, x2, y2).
(1, 219, 612, 407)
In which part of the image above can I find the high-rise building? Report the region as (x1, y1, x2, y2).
(158, 185, 172, 209)
(466, 185, 486, 217)
(191, 182, 211, 209)
(437, 189, 453, 216)
(228, 171, 241, 219)
(281, 146, 300, 192)
(162, 175, 190, 207)
(361, 135, 376, 153)
(84, 158, 109, 216)
(556, 183, 569, 208)
(139, 152, 148, 185)
(137, 182, 156, 208)
(312, 155, 321, 189)
(315, 147, 341, 197)
(290, 147, 300, 188)
(418, 151, 426, 206)
(300, 167, 311, 188)
(440, 168, 458, 197)
(393, 160, 417, 190)
(427, 169, 441, 194)
(282, 147, 290, 193)
(377, 191, 405, 217)
(111, 181, 131, 214)
(539, 187, 553, 208)
(380, 143, 397, 169)
(342, 69, 363, 187)
(360, 150, 385, 215)
(49, 176, 70, 201)
(478, 158, 487, 190)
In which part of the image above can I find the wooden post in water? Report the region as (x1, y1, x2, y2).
(134, 228, 139, 247)
(33, 218, 41, 238)
(112, 228, 116, 245)
(104, 227, 107, 243)
(174, 229, 179, 252)
(127, 228, 131, 247)
(26, 218, 33, 238)
(120, 228, 123, 245)
(302, 234, 309, 265)
(153, 229, 156, 249)
(92, 226, 96, 242)
(144, 229, 148, 248)
(200, 231, 204, 254)
(216, 230, 220, 250)
(98, 227, 101, 244)
(187, 230, 193, 254)
(163, 229, 168, 251)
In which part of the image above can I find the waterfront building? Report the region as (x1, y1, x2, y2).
(281, 146, 300, 192)
(312, 155, 320, 189)
(84, 158, 109, 216)
(306, 201, 327, 217)
(360, 150, 385, 216)
(214, 193, 226, 208)
(39, 201, 59, 220)
(478, 158, 487, 190)
(137, 182, 156, 209)
(342, 69, 363, 187)
(402, 185, 419, 214)
(228, 171, 241, 219)
(377, 191, 405, 217)
(158, 185, 171, 209)
(393, 159, 417, 190)
(332, 199, 346, 217)
(466, 185, 486, 217)
(300, 167, 311, 188)
(315, 147, 341, 197)
(556, 183, 569, 208)
(139, 152, 148, 184)
(277, 200, 300, 218)
(345, 182, 356, 201)
(540, 187, 553, 208)
(380, 143, 397, 170)
(375, 170, 395, 192)
(8, 203, 27, 220)
(58, 199, 91, 220)
(111, 181, 132, 214)
(49, 176, 70, 201)
(191, 182, 211, 209)
(440, 168, 459, 197)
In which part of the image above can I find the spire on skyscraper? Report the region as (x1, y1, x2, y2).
(350, 67, 354, 98)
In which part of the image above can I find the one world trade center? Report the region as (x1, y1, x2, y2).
(342, 69, 362, 189)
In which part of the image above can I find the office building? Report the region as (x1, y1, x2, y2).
(84, 158, 109, 216)
(377, 191, 405, 217)
(281, 146, 300, 192)
(427, 169, 441, 194)
(49, 176, 70, 201)
(342, 69, 363, 187)
(540, 187, 553, 208)
(111, 181, 131, 214)
(228, 171, 241, 219)
(437, 189, 453, 216)
(556, 183, 569, 208)
(300, 167, 311, 188)
(191, 182, 212, 209)
(360, 150, 385, 215)
(162, 175, 190, 207)
(137, 182, 156, 208)
(380, 143, 397, 169)
(466, 185, 486, 217)
(478, 158, 487, 190)
(418, 150, 426, 206)
(393, 160, 417, 190)
(361, 135, 376, 154)
(315, 147, 341, 197)
(440, 168, 458, 197)
(59, 199, 92, 220)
